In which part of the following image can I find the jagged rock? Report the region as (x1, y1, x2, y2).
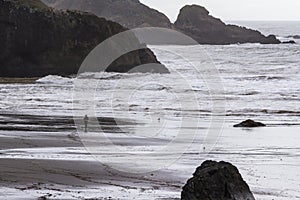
(0, 0, 168, 77)
(234, 119, 266, 128)
(42, 0, 172, 29)
(174, 5, 281, 45)
(181, 160, 256, 200)
(282, 40, 296, 44)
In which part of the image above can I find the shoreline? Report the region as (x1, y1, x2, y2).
(0, 114, 299, 199)
(0, 78, 40, 84)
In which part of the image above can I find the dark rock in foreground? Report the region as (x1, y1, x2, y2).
(234, 119, 266, 128)
(181, 160, 256, 200)
(0, 0, 168, 77)
(174, 5, 281, 45)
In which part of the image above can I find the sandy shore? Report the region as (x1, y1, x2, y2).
(0, 149, 183, 199)
(1, 113, 300, 199)
(0, 114, 183, 200)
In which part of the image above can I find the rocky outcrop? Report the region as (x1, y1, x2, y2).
(282, 40, 296, 44)
(181, 160, 256, 200)
(0, 0, 168, 77)
(174, 5, 281, 45)
(43, 2, 282, 45)
(287, 35, 300, 39)
(234, 119, 266, 128)
(42, 0, 172, 29)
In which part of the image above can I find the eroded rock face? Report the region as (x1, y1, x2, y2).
(181, 160, 256, 200)
(0, 0, 168, 77)
(42, 0, 172, 29)
(174, 5, 281, 45)
(234, 119, 266, 128)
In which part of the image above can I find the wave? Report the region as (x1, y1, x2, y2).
(77, 72, 124, 80)
(76, 72, 155, 80)
(227, 43, 263, 47)
(227, 109, 300, 115)
(141, 84, 171, 91)
(232, 75, 286, 81)
(36, 75, 73, 84)
(277, 35, 299, 44)
(239, 91, 260, 96)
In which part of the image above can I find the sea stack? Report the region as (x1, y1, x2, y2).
(174, 5, 281, 45)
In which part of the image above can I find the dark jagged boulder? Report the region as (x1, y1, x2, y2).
(0, 0, 168, 77)
(174, 5, 281, 45)
(42, 0, 172, 29)
(181, 161, 256, 200)
(234, 119, 266, 128)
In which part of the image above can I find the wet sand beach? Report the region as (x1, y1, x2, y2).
(0, 113, 300, 199)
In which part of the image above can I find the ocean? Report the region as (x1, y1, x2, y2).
(0, 21, 299, 199)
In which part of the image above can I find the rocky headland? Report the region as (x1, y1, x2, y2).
(0, 0, 168, 77)
(42, 0, 172, 29)
(43, 0, 284, 45)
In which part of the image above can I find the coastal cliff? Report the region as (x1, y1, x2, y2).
(42, 0, 172, 29)
(174, 5, 281, 45)
(42, 1, 282, 45)
(0, 0, 168, 77)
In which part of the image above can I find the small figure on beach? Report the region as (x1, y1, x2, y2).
(84, 115, 89, 132)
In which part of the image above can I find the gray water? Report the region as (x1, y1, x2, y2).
(0, 21, 299, 200)
(230, 20, 300, 42)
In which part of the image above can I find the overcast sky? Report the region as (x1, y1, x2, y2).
(141, 0, 300, 22)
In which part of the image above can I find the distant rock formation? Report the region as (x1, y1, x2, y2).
(287, 35, 300, 39)
(174, 5, 281, 45)
(0, 0, 168, 77)
(181, 160, 256, 200)
(42, 0, 172, 29)
(282, 40, 296, 44)
(234, 119, 266, 127)
(43, 1, 282, 45)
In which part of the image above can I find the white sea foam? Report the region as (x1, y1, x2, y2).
(0, 22, 300, 200)
(36, 75, 73, 84)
